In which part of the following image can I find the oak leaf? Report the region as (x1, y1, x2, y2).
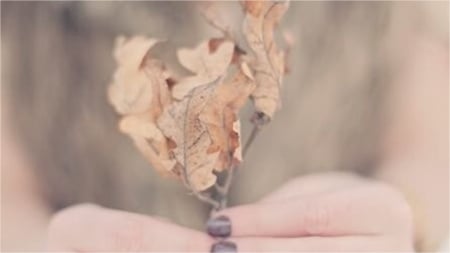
(157, 63, 255, 191)
(108, 36, 159, 115)
(108, 36, 177, 177)
(242, 0, 289, 119)
(158, 81, 220, 190)
(199, 63, 255, 171)
(108, 1, 290, 196)
(119, 114, 177, 177)
(172, 39, 235, 99)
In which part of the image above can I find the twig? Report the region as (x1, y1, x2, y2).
(182, 173, 220, 210)
(214, 165, 234, 210)
(243, 124, 261, 157)
(213, 113, 267, 210)
(190, 190, 220, 210)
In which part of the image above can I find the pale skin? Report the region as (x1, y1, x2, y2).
(3, 21, 448, 252)
(46, 173, 415, 251)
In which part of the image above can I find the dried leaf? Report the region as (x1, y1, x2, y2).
(172, 39, 234, 99)
(108, 2, 289, 196)
(157, 63, 255, 191)
(158, 81, 220, 191)
(242, 0, 289, 119)
(108, 36, 159, 115)
(108, 36, 177, 177)
(119, 113, 165, 141)
(199, 63, 255, 171)
(119, 114, 177, 177)
(132, 136, 179, 177)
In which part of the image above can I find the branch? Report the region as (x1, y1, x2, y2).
(190, 190, 220, 210)
(243, 124, 261, 157)
(181, 165, 221, 210)
(213, 112, 268, 210)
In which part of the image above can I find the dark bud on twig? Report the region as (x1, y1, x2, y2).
(251, 111, 271, 127)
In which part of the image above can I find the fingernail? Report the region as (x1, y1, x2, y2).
(211, 240, 237, 253)
(207, 215, 232, 237)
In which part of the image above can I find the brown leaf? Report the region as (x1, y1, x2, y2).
(158, 81, 220, 191)
(157, 63, 255, 191)
(107, 2, 287, 194)
(119, 113, 165, 141)
(108, 36, 159, 115)
(108, 36, 177, 177)
(172, 39, 234, 100)
(242, 0, 289, 119)
(199, 63, 255, 171)
(119, 114, 176, 177)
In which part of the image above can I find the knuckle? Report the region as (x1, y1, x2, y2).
(109, 216, 146, 251)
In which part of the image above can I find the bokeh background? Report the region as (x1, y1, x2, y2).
(2, 1, 448, 250)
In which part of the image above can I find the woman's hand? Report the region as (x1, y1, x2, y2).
(215, 172, 415, 252)
(47, 172, 416, 252)
(46, 204, 213, 251)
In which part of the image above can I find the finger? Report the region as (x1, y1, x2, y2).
(232, 235, 408, 252)
(217, 186, 401, 237)
(47, 204, 213, 251)
(261, 172, 365, 203)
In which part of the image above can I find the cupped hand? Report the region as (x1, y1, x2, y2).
(46, 204, 213, 251)
(215, 172, 415, 252)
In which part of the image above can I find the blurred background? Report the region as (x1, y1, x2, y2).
(1, 1, 448, 251)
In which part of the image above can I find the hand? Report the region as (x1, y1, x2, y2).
(46, 204, 213, 251)
(215, 172, 415, 252)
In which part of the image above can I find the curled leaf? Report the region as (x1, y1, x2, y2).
(242, 0, 289, 119)
(119, 113, 165, 141)
(107, 2, 290, 198)
(158, 81, 220, 191)
(108, 36, 177, 177)
(157, 63, 255, 191)
(199, 63, 256, 171)
(108, 36, 159, 115)
(119, 114, 177, 177)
